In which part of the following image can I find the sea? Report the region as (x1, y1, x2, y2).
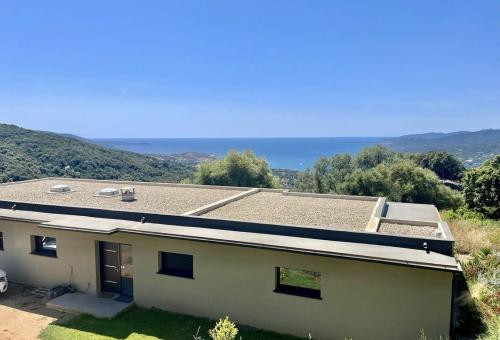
(92, 137, 383, 171)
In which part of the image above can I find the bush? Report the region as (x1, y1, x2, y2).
(463, 155, 500, 219)
(313, 154, 354, 193)
(442, 206, 489, 221)
(195, 150, 279, 188)
(337, 166, 393, 198)
(294, 169, 316, 193)
(411, 151, 465, 180)
(353, 145, 402, 170)
(341, 160, 463, 209)
(208, 316, 239, 340)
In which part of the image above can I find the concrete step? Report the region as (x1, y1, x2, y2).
(47, 292, 135, 319)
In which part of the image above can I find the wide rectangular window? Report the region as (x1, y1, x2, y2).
(0, 232, 3, 250)
(158, 252, 193, 279)
(275, 267, 321, 299)
(31, 236, 57, 257)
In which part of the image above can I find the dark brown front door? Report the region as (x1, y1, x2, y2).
(100, 241, 121, 294)
(99, 241, 134, 296)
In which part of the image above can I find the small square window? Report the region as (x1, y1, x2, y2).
(158, 252, 193, 279)
(0, 232, 4, 251)
(274, 267, 321, 299)
(31, 236, 57, 257)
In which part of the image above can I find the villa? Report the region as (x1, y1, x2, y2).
(0, 178, 460, 339)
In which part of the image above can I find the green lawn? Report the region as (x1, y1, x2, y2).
(279, 268, 321, 290)
(40, 307, 301, 340)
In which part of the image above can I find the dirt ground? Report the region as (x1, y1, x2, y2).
(0, 283, 75, 340)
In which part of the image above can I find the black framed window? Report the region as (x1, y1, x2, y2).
(274, 267, 321, 299)
(158, 252, 193, 279)
(0, 232, 3, 250)
(31, 236, 57, 257)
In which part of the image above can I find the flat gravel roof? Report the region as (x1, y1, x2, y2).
(203, 191, 376, 231)
(0, 179, 244, 215)
(0, 178, 457, 266)
(379, 222, 438, 238)
(0, 178, 449, 240)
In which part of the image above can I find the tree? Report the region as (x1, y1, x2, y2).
(195, 150, 279, 188)
(341, 160, 463, 209)
(354, 145, 402, 170)
(411, 151, 465, 180)
(294, 169, 316, 192)
(293, 154, 354, 193)
(294, 146, 400, 194)
(314, 154, 354, 193)
(462, 155, 500, 219)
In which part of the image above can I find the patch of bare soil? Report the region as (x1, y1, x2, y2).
(0, 283, 75, 340)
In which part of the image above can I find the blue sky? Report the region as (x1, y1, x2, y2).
(0, 1, 499, 137)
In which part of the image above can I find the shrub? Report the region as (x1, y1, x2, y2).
(208, 316, 239, 340)
(340, 160, 463, 209)
(294, 169, 316, 192)
(195, 150, 279, 188)
(442, 206, 489, 221)
(338, 166, 393, 198)
(411, 151, 465, 180)
(312, 154, 354, 193)
(462, 155, 500, 219)
(353, 145, 402, 170)
(295, 154, 354, 193)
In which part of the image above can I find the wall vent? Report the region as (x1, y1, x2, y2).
(120, 187, 136, 202)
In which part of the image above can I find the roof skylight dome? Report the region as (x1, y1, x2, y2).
(49, 184, 71, 193)
(98, 188, 119, 196)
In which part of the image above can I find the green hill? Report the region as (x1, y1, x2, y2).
(383, 129, 500, 167)
(0, 124, 194, 183)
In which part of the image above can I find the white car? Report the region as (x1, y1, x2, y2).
(0, 269, 7, 293)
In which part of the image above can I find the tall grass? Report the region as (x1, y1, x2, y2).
(442, 209, 500, 254)
(442, 209, 499, 340)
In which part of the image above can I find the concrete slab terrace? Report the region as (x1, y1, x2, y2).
(47, 292, 134, 318)
(384, 202, 441, 222)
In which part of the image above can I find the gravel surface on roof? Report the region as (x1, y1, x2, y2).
(378, 223, 438, 238)
(0, 179, 244, 215)
(203, 192, 375, 231)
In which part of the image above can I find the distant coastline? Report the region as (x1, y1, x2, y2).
(92, 129, 500, 170)
(91, 137, 382, 170)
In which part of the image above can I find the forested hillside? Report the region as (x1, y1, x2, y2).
(383, 129, 500, 167)
(0, 124, 194, 183)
